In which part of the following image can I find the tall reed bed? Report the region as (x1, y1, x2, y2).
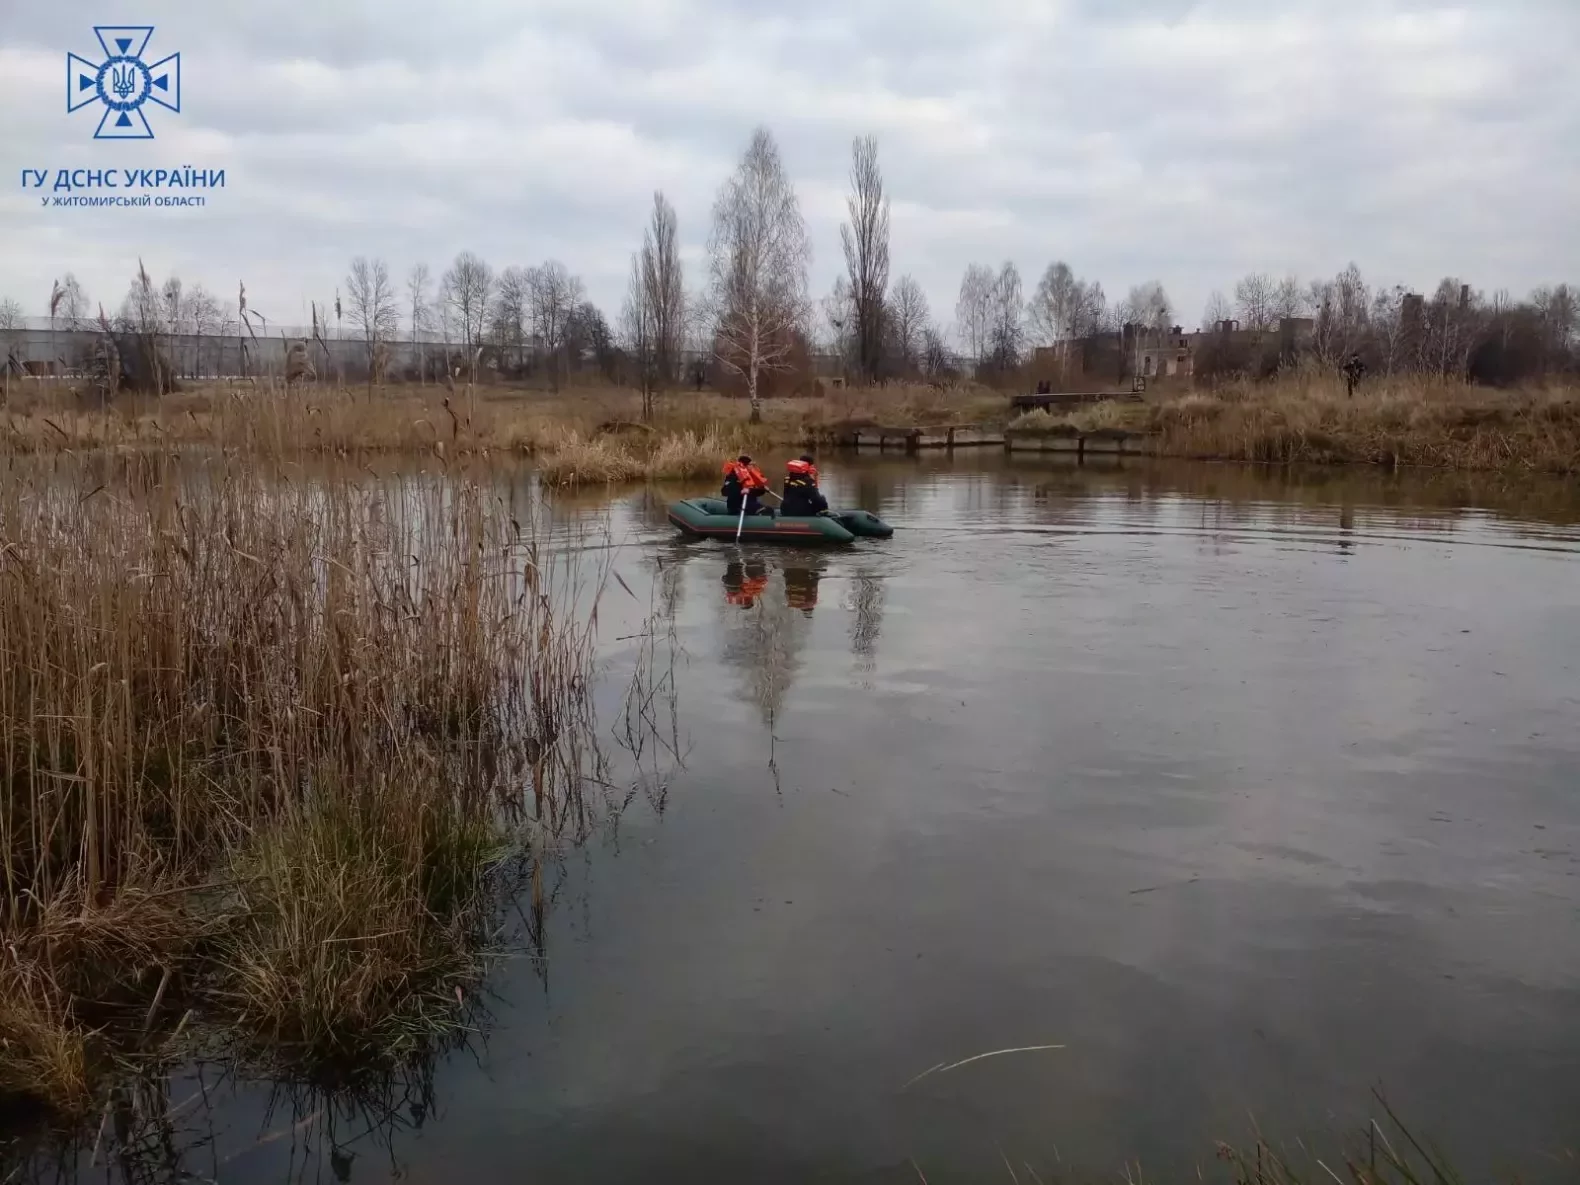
(0, 451, 621, 1112)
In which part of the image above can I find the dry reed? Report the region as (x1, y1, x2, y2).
(7, 373, 1578, 474)
(0, 449, 623, 1111)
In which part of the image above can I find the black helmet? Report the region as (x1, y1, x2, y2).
(799, 453, 814, 464)
(738, 454, 752, 463)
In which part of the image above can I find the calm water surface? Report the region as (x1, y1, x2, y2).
(26, 455, 1580, 1183)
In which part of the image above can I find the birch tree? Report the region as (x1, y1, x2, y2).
(955, 263, 994, 362)
(407, 263, 433, 381)
(985, 261, 1024, 373)
(442, 250, 493, 360)
(346, 256, 399, 367)
(1028, 262, 1079, 347)
(840, 134, 890, 383)
(1028, 260, 1087, 380)
(705, 126, 811, 422)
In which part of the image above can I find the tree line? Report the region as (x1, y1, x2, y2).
(5, 125, 1576, 402)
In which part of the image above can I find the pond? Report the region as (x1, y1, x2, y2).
(13, 453, 1580, 1183)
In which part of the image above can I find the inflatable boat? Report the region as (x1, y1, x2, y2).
(667, 497, 894, 544)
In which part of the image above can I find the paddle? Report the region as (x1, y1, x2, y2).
(735, 484, 783, 541)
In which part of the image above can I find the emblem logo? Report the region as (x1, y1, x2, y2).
(67, 26, 181, 140)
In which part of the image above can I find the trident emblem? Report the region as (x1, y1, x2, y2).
(111, 62, 138, 101)
(66, 26, 181, 140)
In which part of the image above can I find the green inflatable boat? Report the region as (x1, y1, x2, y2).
(668, 497, 894, 545)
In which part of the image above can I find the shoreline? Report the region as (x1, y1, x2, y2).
(2, 376, 1576, 479)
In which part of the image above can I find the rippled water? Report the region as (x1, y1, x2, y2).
(16, 454, 1580, 1183)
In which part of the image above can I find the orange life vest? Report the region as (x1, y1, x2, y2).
(785, 458, 819, 483)
(726, 574, 769, 607)
(723, 459, 768, 490)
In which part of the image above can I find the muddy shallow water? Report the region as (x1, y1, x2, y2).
(14, 454, 1580, 1183)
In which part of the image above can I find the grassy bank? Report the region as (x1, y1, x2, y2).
(1011, 374, 1580, 475)
(0, 452, 624, 1116)
(6, 373, 1578, 476)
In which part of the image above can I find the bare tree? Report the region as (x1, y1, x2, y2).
(1029, 261, 1088, 381)
(1202, 290, 1233, 330)
(406, 263, 433, 381)
(840, 134, 891, 384)
(493, 266, 531, 371)
(622, 250, 658, 418)
(1234, 272, 1277, 331)
(1124, 281, 1172, 332)
(1531, 283, 1578, 358)
(887, 274, 930, 376)
(705, 125, 812, 422)
(644, 191, 686, 387)
(984, 261, 1024, 373)
(118, 259, 172, 393)
(186, 283, 221, 376)
(1309, 262, 1370, 364)
(0, 297, 23, 392)
(920, 325, 954, 380)
(1273, 274, 1305, 321)
(57, 274, 88, 329)
(562, 300, 613, 378)
(1028, 262, 1080, 347)
(527, 261, 584, 389)
(1370, 284, 1411, 374)
(821, 275, 855, 365)
(442, 251, 494, 362)
(955, 263, 994, 362)
(1418, 277, 1481, 377)
(1074, 280, 1107, 335)
(346, 256, 399, 377)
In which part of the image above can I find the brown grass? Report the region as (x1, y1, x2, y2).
(7, 372, 1577, 474)
(0, 380, 1011, 458)
(0, 449, 628, 1112)
(1013, 373, 1580, 474)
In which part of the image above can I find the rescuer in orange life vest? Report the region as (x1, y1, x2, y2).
(721, 454, 770, 516)
(779, 454, 828, 517)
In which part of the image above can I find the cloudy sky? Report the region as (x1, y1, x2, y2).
(1, 0, 1575, 340)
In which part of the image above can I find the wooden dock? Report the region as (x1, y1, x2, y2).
(1003, 427, 1148, 456)
(840, 424, 1007, 450)
(832, 422, 1153, 457)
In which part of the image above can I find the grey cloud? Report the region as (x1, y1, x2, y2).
(1, 0, 1576, 336)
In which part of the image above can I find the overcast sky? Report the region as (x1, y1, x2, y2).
(2, 0, 1576, 340)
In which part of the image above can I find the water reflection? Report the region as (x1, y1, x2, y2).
(10, 455, 1580, 1184)
(721, 559, 770, 609)
(716, 558, 816, 727)
(782, 565, 820, 616)
(3, 1048, 454, 1185)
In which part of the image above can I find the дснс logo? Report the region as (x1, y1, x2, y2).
(67, 26, 180, 140)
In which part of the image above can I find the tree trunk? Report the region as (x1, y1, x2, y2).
(747, 361, 761, 423)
